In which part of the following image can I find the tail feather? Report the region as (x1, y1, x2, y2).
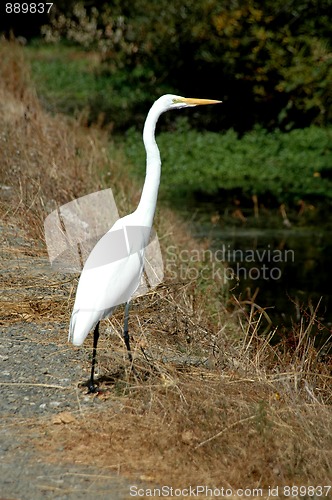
(69, 307, 115, 346)
(69, 310, 99, 346)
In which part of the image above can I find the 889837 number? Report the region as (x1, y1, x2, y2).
(5, 3, 53, 14)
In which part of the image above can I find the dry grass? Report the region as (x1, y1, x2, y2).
(0, 40, 112, 241)
(34, 296, 331, 489)
(1, 39, 331, 492)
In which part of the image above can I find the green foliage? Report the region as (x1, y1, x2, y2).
(124, 123, 332, 204)
(27, 44, 129, 125)
(28, 45, 99, 114)
(41, 0, 332, 131)
(27, 43, 163, 129)
(26, 44, 332, 208)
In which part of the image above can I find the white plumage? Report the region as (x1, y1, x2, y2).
(69, 215, 147, 346)
(68, 94, 221, 390)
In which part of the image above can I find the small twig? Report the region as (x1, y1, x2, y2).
(304, 381, 321, 405)
(0, 382, 70, 390)
(195, 415, 256, 449)
(268, 371, 332, 381)
(75, 384, 87, 421)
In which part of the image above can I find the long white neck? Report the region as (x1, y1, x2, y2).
(135, 101, 163, 228)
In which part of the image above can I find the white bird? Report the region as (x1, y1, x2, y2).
(69, 94, 221, 392)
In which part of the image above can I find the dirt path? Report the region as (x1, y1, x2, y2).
(0, 220, 136, 499)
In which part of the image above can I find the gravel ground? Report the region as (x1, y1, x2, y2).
(0, 221, 138, 499)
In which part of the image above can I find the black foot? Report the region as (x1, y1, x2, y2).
(87, 381, 99, 394)
(123, 329, 133, 362)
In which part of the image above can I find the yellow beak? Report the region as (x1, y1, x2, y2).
(178, 97, 222, 105)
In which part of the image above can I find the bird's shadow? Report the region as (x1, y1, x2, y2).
(79, 362, 153, 394)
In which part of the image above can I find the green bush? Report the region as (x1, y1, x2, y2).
(28, 45, 98, 114)
(124, 122, 332, 204)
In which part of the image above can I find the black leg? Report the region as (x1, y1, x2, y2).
(123, 302, 133, 363)
(88, 321, 100, 393)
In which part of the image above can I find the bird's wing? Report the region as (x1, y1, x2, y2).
(69, 218, 148, 345)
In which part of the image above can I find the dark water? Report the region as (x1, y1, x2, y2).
(186, 208, 331, 346)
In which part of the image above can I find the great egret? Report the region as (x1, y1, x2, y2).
(69, 94, 221, 392)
